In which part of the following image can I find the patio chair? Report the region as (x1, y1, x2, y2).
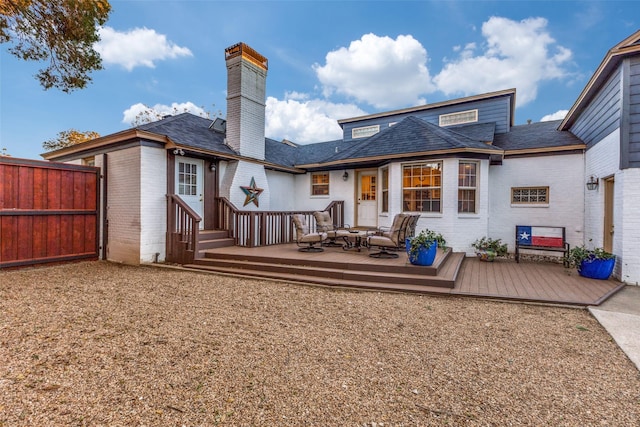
(313, 211, 350, 247)
(367, 213, 414, 258)
(292, 214, 327, 252)
(376, 213, 419, 246)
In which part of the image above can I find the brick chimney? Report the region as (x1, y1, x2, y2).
(224, 42, 268, 160)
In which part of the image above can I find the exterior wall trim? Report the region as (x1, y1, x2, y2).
(620, 57, 631, 169)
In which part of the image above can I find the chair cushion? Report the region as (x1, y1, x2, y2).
(368, 235, 396, 247)
(299, 232, 326, 243)
(389, 213, 408, 233)
(313, 211, 334, 232)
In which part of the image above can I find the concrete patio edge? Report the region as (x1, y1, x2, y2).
(588, 285, 640, 372)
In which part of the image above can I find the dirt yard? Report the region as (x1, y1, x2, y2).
(1, 261, 638, 426)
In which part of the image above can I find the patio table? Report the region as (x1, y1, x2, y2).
(336, 230, 375, 252)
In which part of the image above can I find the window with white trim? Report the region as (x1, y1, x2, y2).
(311, 172, 329, 196)
(458, 161, 478, 213)
(381, 167, 389, 213)
(402, 162, 442, 213)
(352, 125, 380, 139)
(439, 109, 478, 127)
(511, 187, 548, 204)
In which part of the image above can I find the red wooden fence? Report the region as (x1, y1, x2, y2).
(0, 157, 100, 268)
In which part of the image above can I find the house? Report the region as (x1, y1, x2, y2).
(42, 31, 640, 285)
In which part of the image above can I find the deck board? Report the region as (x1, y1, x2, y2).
(192, 244, 624, 306)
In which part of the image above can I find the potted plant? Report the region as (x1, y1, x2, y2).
(565, 245, 616, 279)
(405, 229, 446, 266)
(472, 236, 508, 262)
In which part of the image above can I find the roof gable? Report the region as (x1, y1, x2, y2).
(561, 30, 640, 130)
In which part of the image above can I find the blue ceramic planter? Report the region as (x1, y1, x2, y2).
(578, 257, 615, 280)
(405, 239, 437, 266)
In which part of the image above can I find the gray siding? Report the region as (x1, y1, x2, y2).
(342, 96, 512, 142)
(628, 57, 640, 167)
(570, 67, 622, 147)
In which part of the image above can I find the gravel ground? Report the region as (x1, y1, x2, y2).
(1, 261, 639, 426)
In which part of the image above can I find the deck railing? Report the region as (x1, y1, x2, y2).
(215, 197, 345, 247)
(167, 194, 202, 264)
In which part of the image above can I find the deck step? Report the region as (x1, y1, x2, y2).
(201, 246, 454, 276)
(184, 250, 466, 292)
(183, 263, 455, 294)
(197, 229, 234, 251)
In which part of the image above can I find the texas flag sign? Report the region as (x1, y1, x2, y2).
(517, 226, 564, 248)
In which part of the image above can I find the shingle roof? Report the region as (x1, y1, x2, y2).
(493, 120, 583, 151)
(318, 116, 502, 164)
(448, 122, 496, 143)
(137, 113, 235, 155)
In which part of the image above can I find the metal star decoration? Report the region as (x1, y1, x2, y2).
(240, 177, 263, 207)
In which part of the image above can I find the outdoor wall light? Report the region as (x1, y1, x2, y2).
(342, 171, 349, 181)
(209, 162, 216, 171)
(173, 148, 185, 156)
(586, 175, 599, 191)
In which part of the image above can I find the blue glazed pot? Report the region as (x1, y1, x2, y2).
(405, 239, 437, 266)
(578, 257, 615, 280)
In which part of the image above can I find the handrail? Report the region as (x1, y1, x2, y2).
(215, 197, 345, 247)
(167, 194, 202, 263)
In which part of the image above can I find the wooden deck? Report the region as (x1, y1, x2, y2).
(185, 243, 625, 307)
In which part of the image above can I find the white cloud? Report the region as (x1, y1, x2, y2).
(122, 102, 207, 125)
(433, 16, 572, 106)
(265, 95, 366, 144)
(96, 26, 192, 71)
(313, 34, 434, 109)
(540, 110, 568, 121)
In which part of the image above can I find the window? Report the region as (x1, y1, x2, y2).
(352, 125, 380, 139)
(178, 161, 198, 196)
(381, 168, 389, 213)
(458, 161, 478, 213)
(360, 174, 376, 201)
(439, 109, 478, 127)
(402, 162, 442, 213)
(82, 156, 95, 166)
(511, 187, 548, 204)
(311, 172, 329, 196)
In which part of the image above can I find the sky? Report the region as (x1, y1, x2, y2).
(1, 0, 639, 160)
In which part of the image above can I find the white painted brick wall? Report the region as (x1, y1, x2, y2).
(266, 170, 296, 211)
(585, 129, 619, 248)
(488, 153, 584, 255)
(105, 147, 141, 264)
(588, 129, 640, 284)
(620, 168, 640, 284)
(291, 169, 356, 223)
(139, 146, 167, 263)
(221, 160, 270, 210)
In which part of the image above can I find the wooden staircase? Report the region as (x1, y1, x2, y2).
(184, 243, 466, 295)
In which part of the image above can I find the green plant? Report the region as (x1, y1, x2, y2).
(564, 245, 615, 269)
(471, 236, 508, 257)
(407, 229, 446, 257)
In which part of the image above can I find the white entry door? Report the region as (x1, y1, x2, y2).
(357, 170, 377, 227)
(176, 158, 204, 229)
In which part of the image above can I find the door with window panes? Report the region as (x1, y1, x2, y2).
(357, 170, 377, 227)
(176, 158, 204, 229)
